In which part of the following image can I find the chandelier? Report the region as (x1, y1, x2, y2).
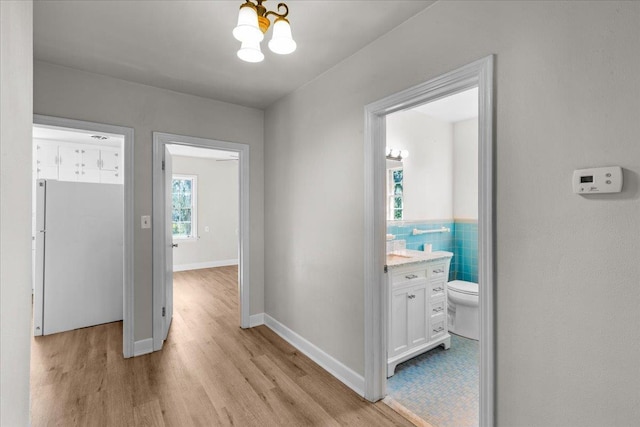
(232, 0, 297, 63)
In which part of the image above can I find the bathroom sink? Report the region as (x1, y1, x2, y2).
(387, 253, 413, 261)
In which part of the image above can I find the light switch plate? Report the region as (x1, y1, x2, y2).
(141, 215, 151, 229)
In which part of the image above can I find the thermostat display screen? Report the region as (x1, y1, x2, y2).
(580, 176, 594, 183)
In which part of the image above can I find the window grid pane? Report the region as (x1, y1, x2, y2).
(172, 177, 195, 238)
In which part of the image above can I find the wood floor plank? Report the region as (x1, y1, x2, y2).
(31, 266, 413, 426)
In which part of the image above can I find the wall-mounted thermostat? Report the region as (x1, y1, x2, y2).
(573, 166, 623, 194)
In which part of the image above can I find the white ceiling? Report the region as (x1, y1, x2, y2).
(34, 0, 435, 109)
(411, 87, 478, 123)
(167, 144, 238, 160)
(33, 124, 124, 148)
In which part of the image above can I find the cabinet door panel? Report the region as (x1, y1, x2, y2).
(36, 144, 58, 168)
(408, 284, 428, 347)
(81, 148, 101, 171)
(100, 170, 122, 184)
(390, 288, 410, 357)
(58, 146, 79, 182)
(80, 168, 101, 183)
(101, 150, 120, 171)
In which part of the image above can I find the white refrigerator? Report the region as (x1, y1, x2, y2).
(34, 179, 123, 336)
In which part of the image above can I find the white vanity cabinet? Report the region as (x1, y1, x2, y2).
(387, 253, 452, 377)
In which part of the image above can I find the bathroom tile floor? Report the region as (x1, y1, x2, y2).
(387, 334, 479, 427)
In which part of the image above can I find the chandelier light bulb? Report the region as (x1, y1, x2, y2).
(386, 147, 392, 156)
(391, 149, 400, 158)
(268, 17, 297, 55)
(237, 40, 264, 63)
(233, 3, 264, 44)
(400, 150, 409, 159)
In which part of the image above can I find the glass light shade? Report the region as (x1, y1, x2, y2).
(268, 18, 297, 55)
(400, 150, 409, 159)
(233, 4, 264, 43)
(391, 149, 400, 158)
(237, 40, 264, 63)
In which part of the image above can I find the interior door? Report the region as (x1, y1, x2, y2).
(163, 146, 174, 340)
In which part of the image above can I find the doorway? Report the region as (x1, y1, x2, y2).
(32, 114, 134, 357)
(152, 132, 250, 352)
(363, 56, 495, 426)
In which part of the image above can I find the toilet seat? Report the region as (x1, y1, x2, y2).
(448, 280, 478, 296)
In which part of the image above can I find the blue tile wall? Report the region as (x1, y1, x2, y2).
(452, 221, 478, 283)
(387, 219, 478, 283)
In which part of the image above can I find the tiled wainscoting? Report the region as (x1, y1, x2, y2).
(387, 220, 477, 282)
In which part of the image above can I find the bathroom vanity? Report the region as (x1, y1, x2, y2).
(386, 250, 453, 377)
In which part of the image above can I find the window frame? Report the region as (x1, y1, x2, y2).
(171, 174, 198, 241)
(386, 167, 403, 220)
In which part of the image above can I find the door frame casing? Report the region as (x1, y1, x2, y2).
(33, 114, 135, 358)
(152, 132, 250, 351)
(363, 56, 495, 426)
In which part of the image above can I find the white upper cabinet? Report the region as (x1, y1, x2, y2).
(57, 145, 80, 181)
(35, 144, 59, 180)
(80, 148, 101, 183)
(99, 149, 121, 184)
(100, 150, 120, 171)
(35, 141, 123, 184)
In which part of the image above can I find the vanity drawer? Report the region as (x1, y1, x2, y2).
(431, 317, 446, 339)
(392, 269, 426, 286)
(430, 279, 446, 298)
(427, 263, 447, 278)
(430, 300, 446, 318)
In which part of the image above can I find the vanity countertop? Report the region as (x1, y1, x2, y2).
(386, 250, 453, 269)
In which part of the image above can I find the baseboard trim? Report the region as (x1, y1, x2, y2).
(133, 338, 153, 357)
(263, 314, 365, 397)
(173, 259, 238, 272)
(249, 313, 264, 327)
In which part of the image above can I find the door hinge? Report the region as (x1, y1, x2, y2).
(162, 160, 165, 171)
(162, 307, 166, 317)
(384, 265, 388, 273)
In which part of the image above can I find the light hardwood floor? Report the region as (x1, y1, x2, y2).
(31, 266, 413, 426)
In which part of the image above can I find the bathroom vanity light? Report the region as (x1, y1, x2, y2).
(386, 147, 409, 161)
(233, 0, 297, 63)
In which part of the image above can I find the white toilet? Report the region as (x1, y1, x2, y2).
(447, 280, 479, 340)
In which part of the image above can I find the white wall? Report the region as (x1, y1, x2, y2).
(34, 61, 265, 340)
(172, 155, 239, 270)
(0, 1, 33, 425)
(453, 118, 478, 219)
(264, 2, 640, 426)
(387, 110, 453, 220)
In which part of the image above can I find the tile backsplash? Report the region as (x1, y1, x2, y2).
(387, 219, 477, 282)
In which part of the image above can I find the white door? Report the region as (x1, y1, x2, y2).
(390, 286, 410, 357)
(163, 146, 174, 340)
(408, 283, 428, 347)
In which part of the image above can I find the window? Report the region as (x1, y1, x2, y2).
(387, 168, 403, 220)
(172, 175, 197, 240)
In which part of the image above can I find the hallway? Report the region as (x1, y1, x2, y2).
(30, 266, 412, 426)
